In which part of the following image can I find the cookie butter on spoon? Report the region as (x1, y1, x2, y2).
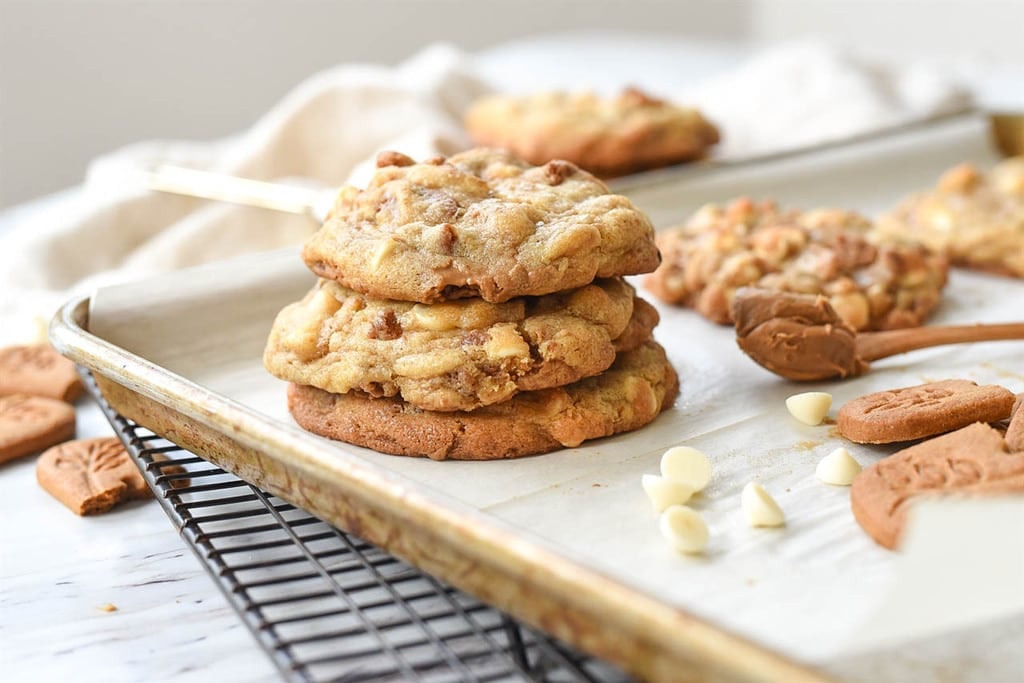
(733, 287, 867, 381)
(732, 287, 1024, 381)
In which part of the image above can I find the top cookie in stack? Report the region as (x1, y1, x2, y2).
(265, 149, 678, 460)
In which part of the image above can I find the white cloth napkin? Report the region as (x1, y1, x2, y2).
(0, 40, 971, 346)
(0, 44, 490, 345)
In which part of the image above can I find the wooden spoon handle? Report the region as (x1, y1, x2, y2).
(856, 322, 1024, 362)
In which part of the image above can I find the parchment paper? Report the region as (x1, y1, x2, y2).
(89, 113, 1024, 680)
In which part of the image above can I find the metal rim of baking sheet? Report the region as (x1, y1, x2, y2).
(52, 295, 831, 683)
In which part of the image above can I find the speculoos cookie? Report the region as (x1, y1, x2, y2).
(286, 341, 678, 460)
(463, 88, 720, 178)
(0, 344, 82, 402)
(837, 379, 1016, 444)
(851, 422, 1024, 549)
(0, 394, 76, 464)
(36, 437, 148, 515)
(645, 198, 948, 331)
(302, 149, 661, 304)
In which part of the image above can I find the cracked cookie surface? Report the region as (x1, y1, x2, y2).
(875, 158, 1024, 278)
(302, 148, 661, 304)
(265, 277, 656, 412)
(287, 340, 678, 460)
(464, 88, 720, 178)
(645, 198, 948, 331)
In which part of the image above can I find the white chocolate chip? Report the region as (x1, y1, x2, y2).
(786, 391, 833, 425)
(641, 474, 695, 512)
(371, 237, 398, 272)
(659, 446, 712, 491)
(741, 482, 785, 527)
(816, 447, 862, 486)
(659, 505, 709, 554)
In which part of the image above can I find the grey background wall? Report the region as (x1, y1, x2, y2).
(1, 0, 1021, 208)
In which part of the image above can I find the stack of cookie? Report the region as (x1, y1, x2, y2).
(264, 148, 678, 460)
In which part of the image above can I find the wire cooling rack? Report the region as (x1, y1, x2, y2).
(82, 370, 631, 683)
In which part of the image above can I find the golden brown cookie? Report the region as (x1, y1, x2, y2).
(851, 422, 1024, 549)
(0, 344, 82, 402)
(645, 198, 949, 331)
(287, 341, 679, 460)
(463, 88, 720, 178)
(265, 277, 655, 412)
(837, 380, 1016, 444)
(0, 394, 76, 464)
(35, 437, 187, 515)
(302, 149, 661, 304)
(612, 296, 659, 353)
(875, 157, 1024, 278)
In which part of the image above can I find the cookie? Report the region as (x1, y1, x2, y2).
(287, 341, 679, 460)
(0, 344, 82, 402)
(612, 296, 659, 353)
(463, 88, 720, 178)
(265, 277, 655, 412)
(875, 157, 1024, 278)
(851, 422, 1024, 549)
(302, 149, 661, 304)
(1006, 393, 1024, 452)
(0, 394, 76, 464)
(35, 437, 188, 515)
(645, 198, 949, 331)
(837, 379, 1016, 444)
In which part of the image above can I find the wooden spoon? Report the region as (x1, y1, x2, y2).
(732, 287, 1024, 381)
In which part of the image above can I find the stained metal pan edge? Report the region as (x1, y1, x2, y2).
(50, 295, 830, 683)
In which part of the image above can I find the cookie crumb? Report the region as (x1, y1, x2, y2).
(97, 603, 118, 612)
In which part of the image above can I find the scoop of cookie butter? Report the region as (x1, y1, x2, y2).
(732, 287, 869, 381)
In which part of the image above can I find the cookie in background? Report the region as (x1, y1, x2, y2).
(873, 156, 1024, 278)
(463, 87, 719, 178)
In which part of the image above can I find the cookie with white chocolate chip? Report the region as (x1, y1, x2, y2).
(645, 198, 948, 331)
(874, 157, 1024, 278)
(464, 88, 720, 178)
(302, 149, 661, 304)
(265, 277, 656, 412)
(286, 340, 678, 460)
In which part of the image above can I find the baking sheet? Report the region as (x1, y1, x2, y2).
(85, 113, 1024, 679)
